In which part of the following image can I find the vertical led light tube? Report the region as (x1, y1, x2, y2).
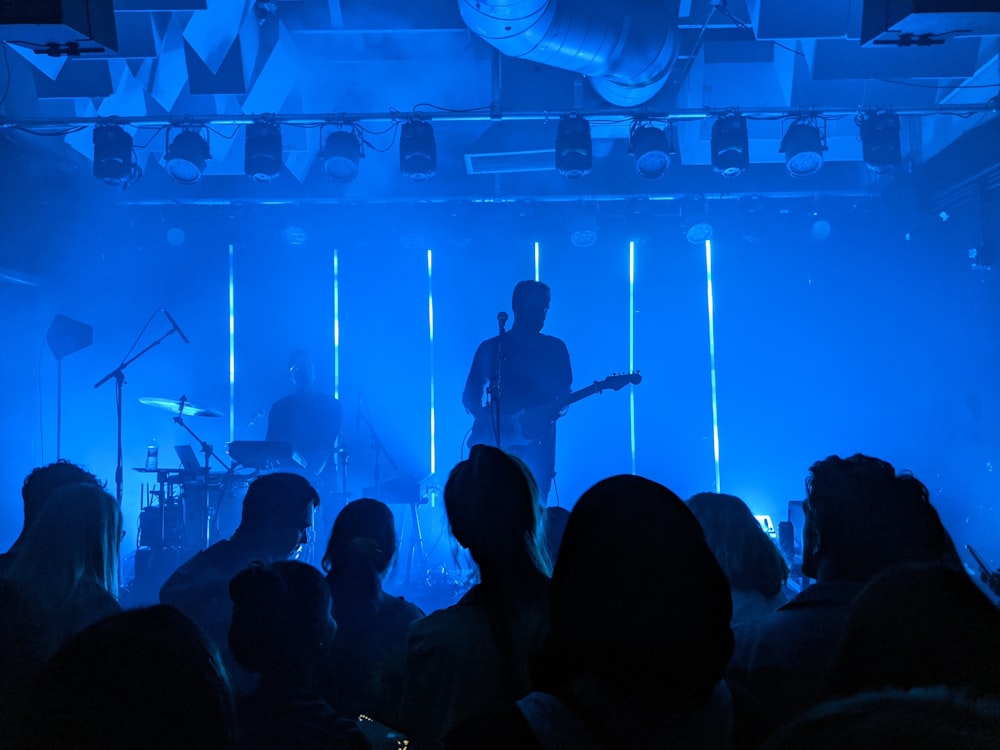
(228, 243, 236, 443)
(534, 241, 540, 282)
(427, 249, 436, 475)
(705, 239, 721, 493)
(333, 249, 341, 400)
(629, 240, 637, 475)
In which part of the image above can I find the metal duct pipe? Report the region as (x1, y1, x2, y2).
(458, 0, 678, 107)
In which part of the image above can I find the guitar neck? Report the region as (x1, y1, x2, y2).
(564, 384, 601, 407)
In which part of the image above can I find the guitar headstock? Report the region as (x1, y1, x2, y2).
(595, 371, 642, 392)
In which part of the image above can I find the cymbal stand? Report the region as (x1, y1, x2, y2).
(172, 403, 232, 549)
(94, 322, 183, 505)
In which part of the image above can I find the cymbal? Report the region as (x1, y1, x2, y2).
(138, 396, 223, 418)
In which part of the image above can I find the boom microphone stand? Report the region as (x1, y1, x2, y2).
(94, 315, 183, 505)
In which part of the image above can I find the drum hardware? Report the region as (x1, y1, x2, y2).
(138, 396, 224, 418)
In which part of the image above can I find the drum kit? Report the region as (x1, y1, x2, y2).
(132, 395, 319, 556)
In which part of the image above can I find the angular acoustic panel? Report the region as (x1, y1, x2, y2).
(184, 38, 246, 95)
(0, 0, 117, 50)
(34, 59, 113, 98)
(862, 0, 1000, 46)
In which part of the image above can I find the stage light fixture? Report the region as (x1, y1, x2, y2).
(628, 122, 670, 179)
(682, 197, 713, 244)
(93, 124, 134, 185)
(780, 118, 827, 177)
(555, 114, 592, 179)
(164, 128, 210, 185)
(711, 113, 750, 177)
(858, 109, 901, 173)
(244, 121, 283, 183)
(399, 120, 436, 181)
(323, 129, 362, 183)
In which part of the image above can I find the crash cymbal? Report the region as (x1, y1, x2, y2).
(138, 396, 223, 418)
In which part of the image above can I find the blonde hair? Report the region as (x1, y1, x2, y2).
(8, 483, 122, 603)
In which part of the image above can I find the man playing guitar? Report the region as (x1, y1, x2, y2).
(463, 281, 572, 503)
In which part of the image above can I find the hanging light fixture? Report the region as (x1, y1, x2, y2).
(323, 128, 363, 183)
(711, 112, 750, 177)
(628, 122, 671, 179)
(780, 118, 827, 177)
(164, 128, 210, 185)
(858, 109, 901, 173)
(93, 124, 135, 186)
(555, 114, 592, 179)
(399, 120, 436, 181)
(243, 121, 283, 183)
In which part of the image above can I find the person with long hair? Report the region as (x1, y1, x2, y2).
(446, 474, 735, 749)
(4, 482, 122, 646)
(318, 498, 423, 722)
(398, 445, 551, 750)
(687, 492, 789, 624)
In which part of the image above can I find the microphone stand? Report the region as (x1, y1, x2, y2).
(490, 316, 507, 448)
(172, 403, 232, 549)
(94, 326, 181, 505)
(359, 397, 398, 489)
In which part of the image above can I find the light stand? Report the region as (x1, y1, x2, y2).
(46, 314, 93, 460)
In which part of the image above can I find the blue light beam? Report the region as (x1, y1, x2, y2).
(705, 239, 721, 492)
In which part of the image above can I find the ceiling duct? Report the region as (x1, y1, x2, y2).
(458, 0, 678, 107)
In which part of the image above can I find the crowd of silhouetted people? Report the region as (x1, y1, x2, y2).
(2, 448, 1000, 749)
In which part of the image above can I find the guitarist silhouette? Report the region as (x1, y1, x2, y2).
(463, 281, 572, 502)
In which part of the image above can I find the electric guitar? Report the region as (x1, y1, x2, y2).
(469, 372, 642, 450)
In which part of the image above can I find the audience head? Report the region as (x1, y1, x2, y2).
(444, 444, 549, 582)
(536, 475, 733, 706)
(688, 492, 789, 598)
(229, 560, 336, 685)
(15, 460, 102, 545)
(17, 605, 237, 749)
(9, 482, 122, 600)
(803, 454, 954, 582)
(825, 563, 1000, 699)
(235, 472, 319, 561)
(321, 498, 397, 619)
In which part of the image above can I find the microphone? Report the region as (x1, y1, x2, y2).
(356, 392, 363, 431)
(497, 311, 508, 333)
(162, 309, 190, 344)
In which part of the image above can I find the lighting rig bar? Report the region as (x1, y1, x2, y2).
(1, 103, 996, 129)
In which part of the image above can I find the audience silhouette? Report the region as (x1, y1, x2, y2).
(160, 472, 320, 690)
(16, 604, 237, 750)
(5, 482, 122, 647)
(228, 560, 371, 750)
(4, 445, 995, 750)
(727, 453, 962, 746)
(318, 498, 424, 722)
(0, 460, 103, 576)
(398, 444, 551, 750)
(447, 474, 735, 749)
(824, 562, 1000, 699)
(688, 491, 790, 624)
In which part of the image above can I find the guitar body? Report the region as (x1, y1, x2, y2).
(468, 372, 641, 452)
